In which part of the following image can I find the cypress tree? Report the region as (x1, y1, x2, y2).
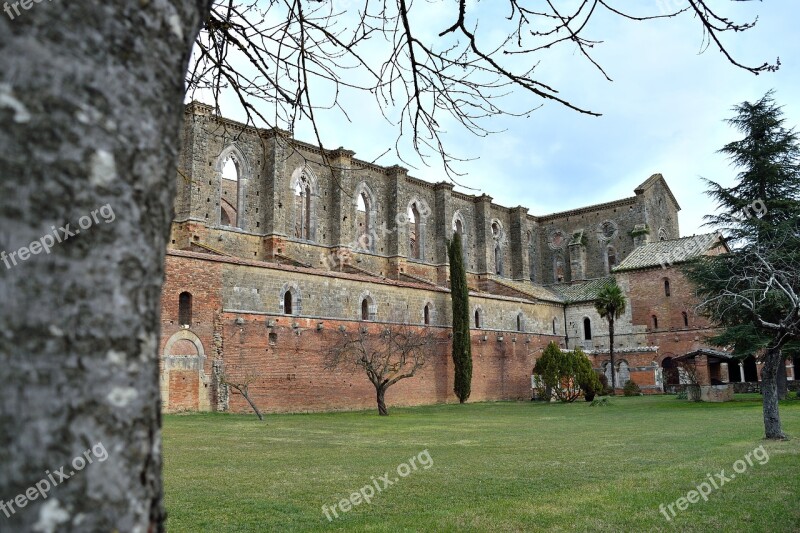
(448, 232, 472, 403)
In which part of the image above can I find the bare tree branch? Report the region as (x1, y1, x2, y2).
(186, 0, 777, 177)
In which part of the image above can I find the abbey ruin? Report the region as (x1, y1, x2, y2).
(159, 102, 796, 413)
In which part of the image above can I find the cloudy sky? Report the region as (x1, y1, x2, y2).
(208, 0, 800, 237)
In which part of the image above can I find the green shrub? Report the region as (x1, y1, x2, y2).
(623, 380, 641, 397)
(580, 370, 604, 402)
(596, 373, 611, 396)
(590, 397, 611, 407)
(533, 343, 602, 403)
(676, 390, 688, 400)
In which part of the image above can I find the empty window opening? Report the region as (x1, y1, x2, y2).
(220, 155, 240, 227)
(294, 178, 312, 240)
(606, 246, 617, 273)
(409, 204, 421, 259)
(284, 291, 293, 315)
(356, 192, 372, 250)
(178, 292, 192, 326)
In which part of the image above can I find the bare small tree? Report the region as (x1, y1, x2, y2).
(217, 363, 265, 421)
(674, 358, 701, 401)
(325, 323, 439, 415)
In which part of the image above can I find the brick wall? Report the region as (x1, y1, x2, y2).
(218, 314, 561, 414)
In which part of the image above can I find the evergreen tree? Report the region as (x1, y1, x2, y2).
(448, 232, 472, 403)
(686, 91, 800, 439)
(704, 90, 800, 243)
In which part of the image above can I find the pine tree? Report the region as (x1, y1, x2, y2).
(704, 90, 800, 243)
(687, 91, 800, 439)
(448, 232, 472, 403)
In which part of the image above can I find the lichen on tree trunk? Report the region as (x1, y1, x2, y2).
(761, 347, 787, 440)
(0, 2, 210, 530)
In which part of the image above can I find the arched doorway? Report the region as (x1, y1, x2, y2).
(662, 356, 679, 388)
(162, 330, 207, 412)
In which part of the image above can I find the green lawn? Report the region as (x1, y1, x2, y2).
(163, 395, 800, 532)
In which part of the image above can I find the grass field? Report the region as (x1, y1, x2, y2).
(163, 395, 800, 532)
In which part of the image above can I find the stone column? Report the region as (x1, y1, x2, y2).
(509, 206, 529, 280)
(384, 165, 407, 278)
(434, 181, 454, 284)
(720, 362, 730, 383)
(327, 147, 355, 246)
(474, 194, 493, 275)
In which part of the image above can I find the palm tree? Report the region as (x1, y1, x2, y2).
(595, 280, 627, 393)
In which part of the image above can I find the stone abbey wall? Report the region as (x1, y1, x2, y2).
(158, 252, 566, 412)
(159, 103, 742, 414)
(175, 102, 680, 285)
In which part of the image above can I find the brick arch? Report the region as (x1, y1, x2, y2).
(220, 198, 237, 227)
(162, 331, 206, 412)
(214, 144, 250, 229)
(163, 330, 206, 358)
(659, 353, 679, 386)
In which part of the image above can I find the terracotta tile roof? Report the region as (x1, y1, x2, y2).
(487, 276, 564, 303)
(551, 277, 615, 303)
(613, 233, 724, 272)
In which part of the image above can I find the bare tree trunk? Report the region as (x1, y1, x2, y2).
(609, 318, 616, 394)
(0, 2, 209, 530)
(376, 386, 388, 416)
(777, 354, 788, 400)
(761, 347, 787, 440)
(239, 388, 264, 421)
